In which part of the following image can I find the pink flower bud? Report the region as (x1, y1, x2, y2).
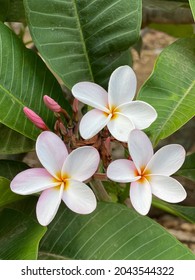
(23, 107, 49, 131)
(43, 95, 61, 113)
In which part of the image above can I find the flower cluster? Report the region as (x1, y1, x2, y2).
(10, 65, 187, 226)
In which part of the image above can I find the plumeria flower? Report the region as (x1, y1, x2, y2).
(72, 65, 157, 142)
(10, 131, 99, 226)
(107, 129, 187, 215)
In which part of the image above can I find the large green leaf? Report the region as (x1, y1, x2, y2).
(24, 0, 141, 89)
(0, 22, 71, 141)
(39, 202, 194, 260)
(0, 0, 25, 22)
(138, 38, 195, 146)
(177, 152, 195, 182)
(0, 208, 46, 259)
(0, 159, 29, 180)
(189, 0, 195, 21)
(152, 198, 195, 223)
(0, 124, 34, 154)
(0, 177, 24, 208)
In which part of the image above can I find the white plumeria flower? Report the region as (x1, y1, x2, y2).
(10, 131, 99, 226)
(107, 129, 187, 215)
(72, 65, 157, 142)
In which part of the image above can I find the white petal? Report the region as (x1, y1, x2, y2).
(107, 114, 134, 142)
(130, 178, 152, 215)
(36, 131, 68, 179)
(107, 159, 140, 182)
(128, 129, 154, 174)
(62, 179, 97, 214)
(36, 184, 64, 226)
(149, 175, 187, 203)
(72, 82, 109, 112)
(117, 101, 157, 129)
(10, 168, 59, 195)
(146, 144, 186, 176)
(79, 109, 111, 139)
(62, 146, 100, 181)
(108, 65, 137, 108)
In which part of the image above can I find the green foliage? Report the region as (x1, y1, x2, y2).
(0, 0, 194, 261)
(177, 153, 195, 182)
(0, 208, 46, 259)
(24, 0, 141, 89)
(0, 22, 70, 142)
(39, 202, 194, 260)
(189, 0, 195, 21)
(138, 38, 195, 146)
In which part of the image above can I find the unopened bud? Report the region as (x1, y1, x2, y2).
(43, 95, 61, 113)
(23, 107, 49, 131)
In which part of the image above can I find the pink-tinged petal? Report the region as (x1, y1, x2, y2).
(79, 109, 111, 139)
(128, 129, 154, 174)
(36, 131, 68, 179)
(72, 82, 109, 112)
(130, 178, 152, 215)
(149, 175, 187, 203)
(10, 168, 58, 195)
(107, 114, 134, 142)
(108, 65, 137, 108)
(146, 144, 186, 176)
(36, 184, 64, 226)
(117, 101, 157, 129)
(62, 179, 97, 214)
(62, 146, 100, 181)
(107, 159, 140, 182)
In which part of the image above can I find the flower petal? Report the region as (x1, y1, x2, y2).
(108, 65, 137, 108)
(146, 144, 186, 176)
(79, 109, 111, 139)
(72, 82, 109, 112)
(107, 159, 140, 182)
(62, 179, 97, 214)
(149, 175, 187, 203)
(36, 184, 64, 226)
(117, 101, 157, 129)
(130, 178, 152, 215)
(36, 131, 68, 179)
(10, 168, 58, 195)
(128, 129, 154, 174)
(62, 146, 100, 181)
(107, 114, 134, 142)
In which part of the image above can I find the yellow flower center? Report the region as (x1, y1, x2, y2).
(53, 172, 70, 190)
(135, 166, 151, 183)
(104, 105, 120, 120)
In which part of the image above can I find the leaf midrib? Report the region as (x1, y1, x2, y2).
(72, 0, 93, 82)
(153, 79, 195, 145)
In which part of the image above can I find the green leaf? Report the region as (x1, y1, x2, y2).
(176, 153, 195, 182)
(189, 0, 195, 21)
(0, 22, 71, 141)
(149, 23, 194, 38)
(138, 38, 195, 146)
(152, 198, 195, 223)
(0, 0, 26, 22)
(0, 159, 29, 180)
(0, 208, 46, 259)
(0, 177, 24, 208)
(24, 0, 141, 89)
(0, 124, 34, 154)
(39, 202, 194, 260)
